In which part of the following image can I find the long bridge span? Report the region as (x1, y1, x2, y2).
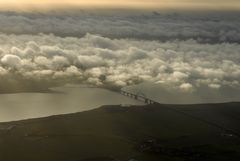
(120, 90, 158, 104)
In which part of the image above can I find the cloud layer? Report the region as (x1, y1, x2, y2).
(0, 10, 239, 101)
(0, 11, 240, 43)
(0, 33, 239, 93)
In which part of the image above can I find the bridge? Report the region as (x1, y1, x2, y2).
(120, 90, 159, 104)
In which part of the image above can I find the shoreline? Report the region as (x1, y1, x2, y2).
(0, 101, 239, 124)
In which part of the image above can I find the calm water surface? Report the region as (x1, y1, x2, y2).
(0, 85, 143, 122)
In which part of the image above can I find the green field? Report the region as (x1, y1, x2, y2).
(0, 103, 240, 161)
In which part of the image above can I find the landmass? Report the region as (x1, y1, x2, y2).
(0, 102, 240, 161)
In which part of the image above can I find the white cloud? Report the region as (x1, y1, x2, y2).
(34, 56, 52, 67)
(0, 33, 239, 93)
(1, 54, 22, 68)
(172, 71, 189, 81)
(179, 83, 194, 92)
(209, 83, 221, 89)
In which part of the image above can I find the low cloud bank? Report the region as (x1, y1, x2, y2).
(0, 11, 240, 43)
(0, 33, 239, 93)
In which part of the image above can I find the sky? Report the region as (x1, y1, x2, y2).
(0, 0, 239, 10)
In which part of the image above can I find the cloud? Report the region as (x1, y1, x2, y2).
(208, 83, 221, 89)
(34, 56, 52, 67)
(0, 33, 239, 93)
(1, 54, 22, 68)
(179, 83, 193, 92)
(77, 55, 106, 69)
(52, 56, 70, 69)
(0, 11, 239, 43)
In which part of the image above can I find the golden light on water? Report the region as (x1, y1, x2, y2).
(0, 0, 239, 10)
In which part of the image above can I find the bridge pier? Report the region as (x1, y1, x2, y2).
(144, 99, 149, 104)
(120, 90, 158, 105)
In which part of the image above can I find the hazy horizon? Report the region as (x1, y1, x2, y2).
(0, 0, 239, 11)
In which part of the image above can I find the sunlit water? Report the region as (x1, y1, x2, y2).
(0, 85, 143, 122)
(124, 83, 240, 104)
(1, 82, 239, 122)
